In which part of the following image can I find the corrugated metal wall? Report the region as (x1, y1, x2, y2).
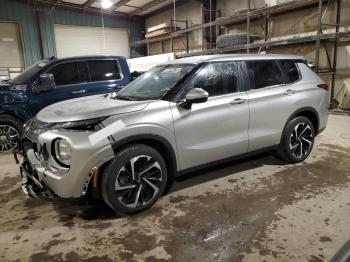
(0, 0, 145, 68)
(0, 0, 42, 67)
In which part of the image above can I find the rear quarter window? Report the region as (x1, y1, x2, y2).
(280, 60, 300, 84)
(246, 60, 284, 90)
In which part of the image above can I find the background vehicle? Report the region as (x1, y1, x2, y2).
(20, 54, 328, 215)
(0, 55, 131, 152)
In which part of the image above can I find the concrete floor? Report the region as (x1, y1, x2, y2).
(1, 114, 350, 262)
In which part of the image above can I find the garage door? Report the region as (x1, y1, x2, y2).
(0, 22, 24, 80)
(53, 24, 130, 58)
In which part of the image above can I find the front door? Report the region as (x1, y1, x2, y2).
(28, 61, 90, 116)
(170, 61, 249, 171)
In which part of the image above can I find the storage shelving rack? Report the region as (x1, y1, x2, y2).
(130, 0, 349, 108)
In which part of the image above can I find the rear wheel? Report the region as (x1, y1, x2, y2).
(101, 144, 168, 215)
(277, 116, 315, 163)
(0, 114, 23, 152)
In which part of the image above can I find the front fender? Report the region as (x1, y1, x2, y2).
(0, 104, 31, 122)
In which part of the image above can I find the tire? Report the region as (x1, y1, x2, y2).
(216, 34, 250, 48)
(276, 116, 315, 163)
(0, 114, 23, 152)
(101, 144, 168, 215)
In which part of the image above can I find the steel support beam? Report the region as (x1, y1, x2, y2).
(83, 0, 96, 8)
(130, 0, 166, 16)
(20, 0, 133, 20)
(247, 0, 250, 53)
(330, 0, 342, 108)
(108, 0, 132, 11)
(314, 0, 322, 72)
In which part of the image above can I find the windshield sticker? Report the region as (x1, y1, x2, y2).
(207, 69, 238, 80)
(163, 67, 183, 74)
(89, 120, 126, 146)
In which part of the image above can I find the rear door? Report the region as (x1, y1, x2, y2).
(84, 59, 126, 95)
(170, 61, 249, 170)
(245, 59, 301, 152)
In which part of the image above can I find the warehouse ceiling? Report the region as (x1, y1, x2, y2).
(47, 0, 179, 16)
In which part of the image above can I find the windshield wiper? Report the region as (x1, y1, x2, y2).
(114, 95, 139, 101)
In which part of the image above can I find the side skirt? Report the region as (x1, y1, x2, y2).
(176, 145, 279, 177)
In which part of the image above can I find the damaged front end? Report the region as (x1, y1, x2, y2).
(16, 116, 115, 201)
(19, 157, 56, 199)
(17, 118, 57, 199)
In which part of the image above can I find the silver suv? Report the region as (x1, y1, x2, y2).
(20, 54, 328, 214)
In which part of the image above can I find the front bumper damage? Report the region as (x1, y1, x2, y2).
(17, 125, 115, 200)
(18, 152, 56, 199)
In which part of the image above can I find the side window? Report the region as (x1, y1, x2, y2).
(47, 62, 88, 86)
(88, 60, 121, 82)
(246, 60, 284, 90)
(181, 62, 239, 97)
(280, 60, 300, 84)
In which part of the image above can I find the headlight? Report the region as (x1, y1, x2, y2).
(53, 138, 72, 167)
(52, 117, 108, 131)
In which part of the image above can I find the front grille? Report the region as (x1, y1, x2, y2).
(24, 118, 53, 143)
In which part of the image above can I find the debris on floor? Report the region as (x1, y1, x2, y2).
(1, 114, 350, 262)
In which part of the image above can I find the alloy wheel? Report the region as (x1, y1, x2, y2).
(115, 155, 163, 208)
(289, 122, 313, 159)
(0, 125, 20, 152)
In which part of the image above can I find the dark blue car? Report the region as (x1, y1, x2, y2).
(0, 55, 131, 152)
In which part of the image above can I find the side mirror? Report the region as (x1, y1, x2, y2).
(180, 88, 209, 109)
(33, 74, 56, 93)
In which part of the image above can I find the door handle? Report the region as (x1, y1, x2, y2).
(284, 89, 296, 95)
(72, 90, 86, 94)
(230, 98, 245, 105)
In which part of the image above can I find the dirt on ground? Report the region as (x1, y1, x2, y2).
(0, 114, 350, 262)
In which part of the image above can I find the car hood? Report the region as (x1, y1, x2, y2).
(36, 94, 151, 123)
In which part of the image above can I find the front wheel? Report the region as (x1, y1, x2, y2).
(277, 116, 315, 163)
(101, 144, 168, 215)
(0, 114, 23, 152)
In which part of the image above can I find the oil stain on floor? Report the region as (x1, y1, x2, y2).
(0, 142, 350, 262)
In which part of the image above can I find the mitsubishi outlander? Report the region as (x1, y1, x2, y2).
(19, 54, 328, 215)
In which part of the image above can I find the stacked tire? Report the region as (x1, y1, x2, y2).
(216, 33, 251, 49)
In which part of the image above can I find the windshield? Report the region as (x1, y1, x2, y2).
(10, 60, 49, 84)
(116, 64, 195, 101)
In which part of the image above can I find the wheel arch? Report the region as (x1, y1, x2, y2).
(0, 109, 27, 123)
(86, 134, 178, 201)
(286, 107, 320, 135)
(110, 134, 178, 176)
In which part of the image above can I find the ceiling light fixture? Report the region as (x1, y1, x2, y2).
(101, 0, 113, 9)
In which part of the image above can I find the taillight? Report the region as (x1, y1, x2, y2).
(317, 83, 329, 91)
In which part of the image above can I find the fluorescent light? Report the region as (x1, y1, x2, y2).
(101, 0, 113, 9)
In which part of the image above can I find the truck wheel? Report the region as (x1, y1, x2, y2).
(276, 116, 315, 163)
(101, 144, 168, 215)
(0, 114, 23, 152)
